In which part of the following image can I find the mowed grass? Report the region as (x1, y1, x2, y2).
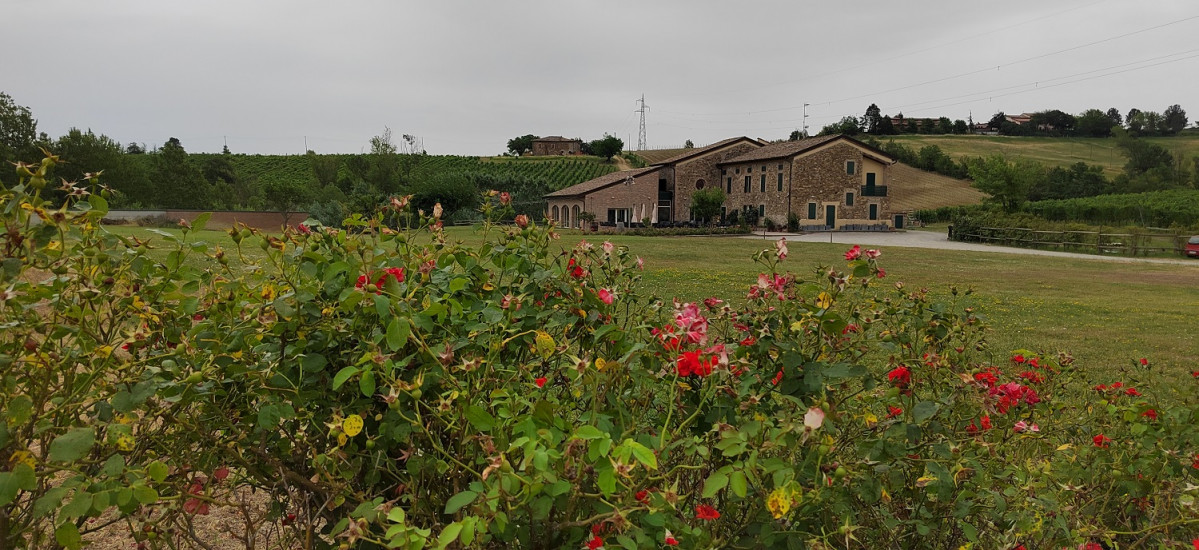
(104, 225, 1199, 398)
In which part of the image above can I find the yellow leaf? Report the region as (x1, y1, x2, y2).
(863, 412, 878, 428)
(816, 292, 832, 310)
(343, 414, 364, 437)
(96, 345, 114, 358)
(594, 357, 607, 371)
(1056, 443, 1072, 451)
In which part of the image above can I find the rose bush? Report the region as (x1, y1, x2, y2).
(2, 152, 1197, 549)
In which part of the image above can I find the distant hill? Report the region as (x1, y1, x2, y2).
(128, 153, 620, 193)
(878, 134, 1199, 177)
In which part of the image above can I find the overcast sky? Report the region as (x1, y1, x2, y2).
(4, 0, 1197, 156)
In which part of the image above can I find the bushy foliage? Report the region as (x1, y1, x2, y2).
(1023, 189, 1199, 228)
(2, 153, 1198, 550)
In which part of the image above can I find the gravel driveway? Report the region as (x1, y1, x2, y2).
(745, 230, 1198, 266)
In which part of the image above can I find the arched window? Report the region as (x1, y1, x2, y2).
(572, 205, 581, 228)
(695, 179, 705, 189)
(552, 205, 559, 221)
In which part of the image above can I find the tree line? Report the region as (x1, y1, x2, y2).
(811, 102, 1189, 138)
(505, 134, 624, 159)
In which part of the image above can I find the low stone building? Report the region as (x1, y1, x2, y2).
(530, 136, 583, 156)
(545, 134, 901, 229)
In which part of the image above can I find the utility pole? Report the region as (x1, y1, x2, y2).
(635, 95, 649, 151)
(803, 104, 810, 138)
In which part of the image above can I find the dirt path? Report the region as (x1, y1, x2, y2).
(746, 230, 1199, 266)
(612, 156, 634, 171)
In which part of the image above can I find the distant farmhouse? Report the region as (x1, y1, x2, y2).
(546, 134, 913, 230)
(530, 136, 583, 156)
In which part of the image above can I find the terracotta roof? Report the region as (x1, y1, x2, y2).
(649, 136, 761, 166)
(719, 134, 895, 164)
(545, 167, 660, 198)
(533, 136, 580, 142)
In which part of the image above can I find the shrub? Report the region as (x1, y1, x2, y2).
(787, 211, 800, 232)
(2, 152, 1197, 549)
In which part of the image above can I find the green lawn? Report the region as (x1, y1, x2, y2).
(104, 225, 1199, 397)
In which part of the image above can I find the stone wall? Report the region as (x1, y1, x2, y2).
(672, 141, 763, 222)
(531, 140, 582, 156)
(790, 143, 892, 229)
(719, 159, 791, 225)
(547, 168, 663, 228)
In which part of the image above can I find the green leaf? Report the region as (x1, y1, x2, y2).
(301, 353, 328, 372)
(191, 212, 211, 232)
(464, 405, 495, 432)
(48, 428, 95, 463)
(147, 461, 169, 483)
(730, 471, 748, 498)
(448, 278, 468, 293)
(87, 194, 109, 217)
(574, 425, 605, 440)
(437, 521, 463, 549)
(961, 521, 978, 542)
(55, 522, 82, 550)
(61, 492, 93, 519)
(373, 294, 391, 317)
(443, 490, 477, 514)
(332, 366, 359, 390)
(386, 318, 410, 351)
(133, 485, 159, 505)
(597, 468, 616, 496)
(912, 401, 939, 424)
(626, 440, 657, 470)
(359, 370, 377, 397)
(273, 297, 296, 319)
(702, 472, 729, 498)
(6, 395, 33, 425)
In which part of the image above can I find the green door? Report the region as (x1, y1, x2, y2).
(894, 214, 905, 229)
(825, 205, 835, 228)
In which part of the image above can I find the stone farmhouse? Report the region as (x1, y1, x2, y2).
(545, 134, 906, 230)
(530, 136, 583, 156)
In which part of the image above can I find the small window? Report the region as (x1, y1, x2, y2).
(845, 192, 854, 206)
(721, 206, 726, 219)
(869, 204, 878, 220)
(727, 177, 732, 193)
(807, 202, 817, 219)
(777, 173, 783, 191)
(777, 163, 784, 170)
(747, 166, 753, 173)
(736, 167, 740, 174)
(759, 204, 765, 218)
(721, 168, 727, 175)
(744, 176, 751, 193)
(846, 161, 856, 175)
(760, 174, 766, 192)
(696, 179, 705, 190)
(761, 165, 766, 172)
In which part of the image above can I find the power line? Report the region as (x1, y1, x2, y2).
(635, 94, 650, 150)
(656, 12, 1199, 119)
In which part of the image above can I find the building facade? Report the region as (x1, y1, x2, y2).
(545, 134, 899, 229)
(530, 136, 583, 156)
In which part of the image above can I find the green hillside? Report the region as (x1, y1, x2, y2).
(880, 133, 1199, 177)
(128, 153, 619, 193)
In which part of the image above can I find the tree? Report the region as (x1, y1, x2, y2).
(966, 154, 1043, 212)
(1126, 108, 1144, 133)
(590, 134, 624, 161)
(684, 139, 694, 149)
(52, 128, 151, 205)
(936, 117, 954, 134)
(862, 104, 883, 134)
(0, 92, 39, 178)
(987, 112, 1007, 131)
(1076, 109, 1115, 138)
(788, 130, 802, 141)
(506, 134, 537, 156)
(152, 137, 210, 209)
(1030, 110, 1076, 135)
(367, 127, 400, 193)
(1106, 108, 1123, 127)
(953, 119, 969, 134)
(261, 179, 311, 226)
(819, 116, 860, 136)
(878, 116, 897, 135)
(1143, 111, 1163, 136)
(1028, 162, 1107, 201)
(308, 151, 341, 188)
(689, 187, 726, 226)
(1162, 104, 1187, 135)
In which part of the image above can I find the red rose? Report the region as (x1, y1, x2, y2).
(887, 366, 911, 388)
(1093, 434, 1112, 448)
(534, 377, 547, 388)
(695, 504, 720, 520)
(514, 214, 529, 228)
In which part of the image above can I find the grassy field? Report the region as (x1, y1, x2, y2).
(106, 224, 1199, 399)
(882, 133, 1199, 177)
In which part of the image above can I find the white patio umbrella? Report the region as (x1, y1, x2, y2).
(651, 203, 658, 224)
